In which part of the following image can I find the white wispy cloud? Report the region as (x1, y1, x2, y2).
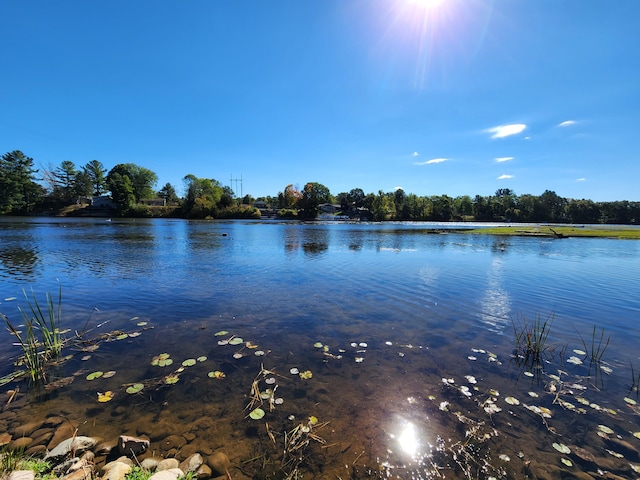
(414, 158, 448, 165)
(495, 156, 513, 163)
(412, 151, 420, 157)
(558, 120, 576, 127)
(497, 174, 514, 180)
(394, 186, 404, 191)
(576, 177, 586, 182)
(486, 123, 526, 139)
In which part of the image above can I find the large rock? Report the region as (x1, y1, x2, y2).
(118, 435, 149, 457)
(179, 453, 203, 473)
(7, 471, 35, 480)
(207, 452, 230, 476)
(140, 458, 159, 471)
(148, 469, 184, 480)
(9, 437, 33, 450)
(157, 458, 180, 471)
(13, 421, 43, 437)
(45, 436, 98, 460)
(46, 421, 80, 451)
(195, 464, 212, 479)
(100, 461, 131, 480)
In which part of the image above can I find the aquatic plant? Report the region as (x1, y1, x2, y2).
(580, 325, 610, 365)
(20, 287, 65, 357)
(511, 313, 555, 368)
(1, 287, 66, 384)
(0, 446, 53, 480)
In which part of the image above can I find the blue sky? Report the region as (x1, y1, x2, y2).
(2, 0, 638, 201)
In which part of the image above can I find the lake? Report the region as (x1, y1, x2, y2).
(1, 217, 640, 479)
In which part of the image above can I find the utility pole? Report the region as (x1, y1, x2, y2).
(230, 174, 243, 199)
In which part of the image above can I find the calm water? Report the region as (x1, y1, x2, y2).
(1, 217, 640, 479)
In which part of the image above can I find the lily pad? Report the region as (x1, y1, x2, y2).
(299, 370, 313, 380)
(597, 425, 614, 435)
(249, 407, 265, 420)
(97, 391, 114, 403)
(505, 396, 520, 406)
(208, 370, 226, 379)
(197, 356, 207, 362)
(116, 333, 128, 340)
(228, 337, 244, 345)
(102, 371, 116, 379)
(126, 383, 144, 394)
(136, 321, 148, 327)
(86, 371, 103, 381)
(552, 443, 571, 454)
(624, 397, 637, 406)
(214, 330, 229, 336)
(182, 359, 197, 367)
(560, 458, 573, 467)
(164, 374, 180, 385)
(313, 342, 324, 348)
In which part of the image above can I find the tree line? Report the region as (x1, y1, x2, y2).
(1, 150, 638, 224)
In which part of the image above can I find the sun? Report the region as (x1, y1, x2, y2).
(407, 0, 445, 9)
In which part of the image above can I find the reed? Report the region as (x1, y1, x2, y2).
(512, 313, 554, 366)
(20, 286, 64, 358)
(583, 325, 610, 365)
(1, 287, 66, 384)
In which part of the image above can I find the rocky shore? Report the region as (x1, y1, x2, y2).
(1, 415, 243, 480)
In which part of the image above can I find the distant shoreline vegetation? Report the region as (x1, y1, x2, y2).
(1, 150, 639, 225)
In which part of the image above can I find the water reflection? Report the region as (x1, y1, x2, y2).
(480, 252, 511, 333)
(0, 245, 41, 280)
(283, 225, 330, 256)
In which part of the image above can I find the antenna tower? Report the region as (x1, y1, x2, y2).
(230, 174, 243, 198)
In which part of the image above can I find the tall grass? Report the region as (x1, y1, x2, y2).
(511, 313, 554, 367)
(1, 287, 65, 384)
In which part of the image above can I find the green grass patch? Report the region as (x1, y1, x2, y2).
(465, 225, 640, 239)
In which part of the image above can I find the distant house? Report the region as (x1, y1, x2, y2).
(91, 196, 117, 209)
(141, 198, 167, 207)
(319, 204, 341, 214)
(253, 200, 269, 210)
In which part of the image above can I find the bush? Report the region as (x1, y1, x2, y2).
(277, 209, 298, 219)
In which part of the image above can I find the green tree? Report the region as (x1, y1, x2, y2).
(107, 163, 158, 203)
(298, 182, 331, 219)
(453, 195, 473, 218)
(538, 190, 567, 223)
(157, 183, 179, 204)
(371, 190, 396, 221)
(83, 160, 108, 196)
(74, 170, 94, 197)
(108, 172, 135, 214)
(182, 174, 223, 218)
(566, 199, 600, 224)
(0, 150, 42, 214)
(348, 188, 366, 208)
(53, 160, 78, 201)
(431, 194, 453, 221)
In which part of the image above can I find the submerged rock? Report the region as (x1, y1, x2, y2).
(157, 458, 180, 471)
(207, 451, 230, 476)
(44, 436, 98, 461)
(118, 435, 149, 457)
(179, 453, 203, 473)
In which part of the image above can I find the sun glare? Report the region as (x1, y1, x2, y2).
(408, 0, 445, 10)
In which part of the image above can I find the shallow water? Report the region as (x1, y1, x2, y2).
(1, 218, 640, 479)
